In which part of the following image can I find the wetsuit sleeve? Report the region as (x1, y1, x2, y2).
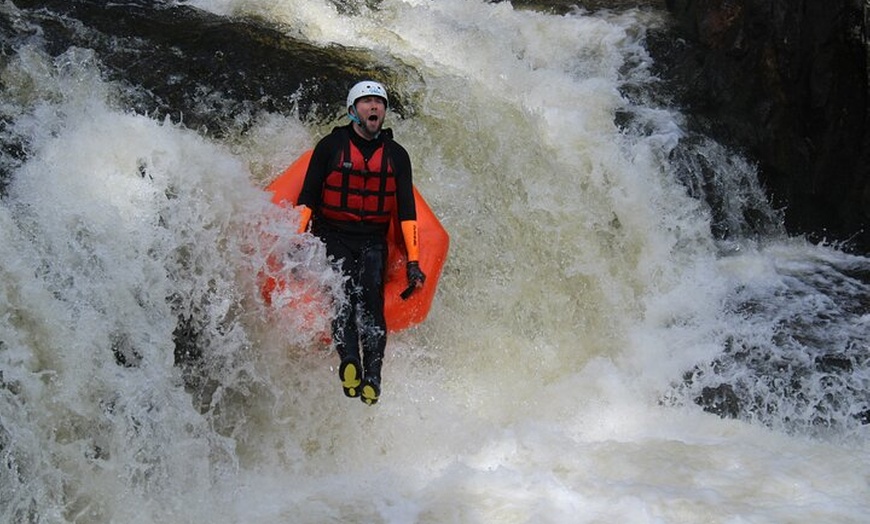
(390, 142, 419, 261)
(296, 133, 340, 211)
(391, 143, 416, 222)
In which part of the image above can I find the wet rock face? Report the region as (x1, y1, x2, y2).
(3, 0, 414, 134)
(496, 0, 665, 14)
(661, 0, 870, 254)
(0, 0, 420, 196)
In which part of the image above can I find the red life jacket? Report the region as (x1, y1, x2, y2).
(319, 133, 396, 224)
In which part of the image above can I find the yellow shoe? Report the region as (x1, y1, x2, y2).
(339, 359, 361, 398)
(361, 378, 380, 406)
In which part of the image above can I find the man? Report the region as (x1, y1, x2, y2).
(296, 80, 426, 405)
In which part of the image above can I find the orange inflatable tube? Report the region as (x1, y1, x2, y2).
(263, 150, 449, 333)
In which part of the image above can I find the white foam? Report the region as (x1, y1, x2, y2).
(2, 1, 868, 522)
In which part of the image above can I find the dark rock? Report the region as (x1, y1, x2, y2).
(4, 0, 418, 134)
(1, 0, 421, 198)
(695, 383, 741, 418)
(659, 0, 870, 254)
(493, 0, 665, 14)
(815, 354, 853, 373)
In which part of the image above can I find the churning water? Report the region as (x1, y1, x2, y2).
(1, 0, 868, 522)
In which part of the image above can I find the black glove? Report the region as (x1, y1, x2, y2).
(401, 261, 427, 300)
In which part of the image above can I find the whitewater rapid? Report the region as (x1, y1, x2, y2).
(1, 1, 868, 522)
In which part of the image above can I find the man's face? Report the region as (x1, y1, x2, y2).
(353, 95, 387, 138)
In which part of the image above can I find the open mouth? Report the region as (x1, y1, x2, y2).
(367, 114, 379, 122)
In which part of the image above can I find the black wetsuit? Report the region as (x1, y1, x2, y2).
(297, 124, 416, 383)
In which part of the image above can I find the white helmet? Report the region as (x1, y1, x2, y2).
(346, 80, 389, 111)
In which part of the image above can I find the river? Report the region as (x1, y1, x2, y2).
(1, 0, 868, 522)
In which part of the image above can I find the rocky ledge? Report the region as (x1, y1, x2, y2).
(659, 0, 870, 254)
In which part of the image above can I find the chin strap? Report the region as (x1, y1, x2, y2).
(348, 107, 361, 125)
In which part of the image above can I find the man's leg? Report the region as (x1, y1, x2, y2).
(358, 242, 387, 405)
(321, 230, 363, 398)
(334, 290, 362, 398)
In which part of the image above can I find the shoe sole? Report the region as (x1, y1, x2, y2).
(361, 381, 379, 405)
(340, 361, 361, 398)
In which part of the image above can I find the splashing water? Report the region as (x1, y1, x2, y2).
(1, 1, 868, 522)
